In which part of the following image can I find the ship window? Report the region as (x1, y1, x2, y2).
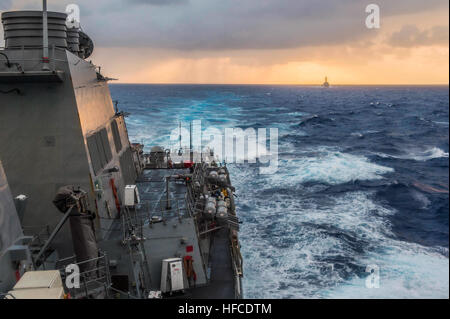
(119, 147, 137, 185)
(87, 134, 102, 175)
(95, 132, 107, 167)
(111, 119, 123, 153)
(87, 128, 113, 176)
(99, 128, 113, 163)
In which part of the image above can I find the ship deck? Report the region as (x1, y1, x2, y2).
(137, 168, 237, 299)
(187, 227, 236, 299)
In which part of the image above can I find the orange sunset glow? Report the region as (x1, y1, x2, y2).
(1, 0, 448, 85)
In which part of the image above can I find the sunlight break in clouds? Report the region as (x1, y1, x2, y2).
(1, 0, 448, 84)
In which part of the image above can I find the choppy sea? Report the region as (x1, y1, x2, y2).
(110, 84, 449, 298)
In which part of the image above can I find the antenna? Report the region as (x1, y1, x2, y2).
(190, 121, 193, 163)
(179, 122, 182, 149)
(42, 0, 50, 70)
(178, 122, 182, 156)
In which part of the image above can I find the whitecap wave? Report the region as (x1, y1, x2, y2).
(266, 147, 394, 186)
(287, 111, 307, 117)
(324, 245, 449, 299)
(235, 191, 393, 298)
(228, 179, 449, 298)
(374, 147, 449, 161)
(350, 132, 364, 138)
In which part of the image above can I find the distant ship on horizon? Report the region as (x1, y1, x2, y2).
(322, 76, 330, 88)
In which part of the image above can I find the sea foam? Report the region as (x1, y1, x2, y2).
(267, 147, 394, 186)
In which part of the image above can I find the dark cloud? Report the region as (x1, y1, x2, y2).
(128, 0, 189, 5)
(388, 25, 449, 47)
(1, 0, 448, 51)
(81, 0, 448, 51)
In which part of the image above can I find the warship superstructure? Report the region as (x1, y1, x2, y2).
(0, 3, 242, 299)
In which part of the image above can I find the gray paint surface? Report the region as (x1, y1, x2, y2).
(0, 48, 89, 257)
(0, 160, 23, 254)
(0, 46, 137, 258)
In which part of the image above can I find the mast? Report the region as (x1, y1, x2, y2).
(190, 121, 193, 162)
(42, 0, 50, 70)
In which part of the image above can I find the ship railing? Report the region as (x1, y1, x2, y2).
(167, 146, 208, 164)
(57, 251, 112, 299)
(186, 161, 208, 202)
(230, 239, 243, 278)
(231, 241, 243, 299)
(234, 272, 243, 299)
(0, 45, 72, 72)
(157, 146, 218, 165)
(185, 183, 198, 216)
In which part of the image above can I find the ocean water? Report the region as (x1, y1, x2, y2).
(110, 84, 449, 299)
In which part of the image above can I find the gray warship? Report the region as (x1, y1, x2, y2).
(0, 2, 243, 299)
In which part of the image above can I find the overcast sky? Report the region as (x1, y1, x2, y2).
(1, 0, 448, 84)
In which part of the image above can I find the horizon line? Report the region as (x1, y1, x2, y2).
(111, 82, 450, 86)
